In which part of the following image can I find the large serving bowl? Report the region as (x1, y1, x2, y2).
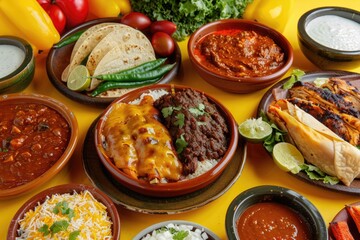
(0, 36, 35, 93)
(7, 183, 120, 239)
(188, 19, 293, 93)
(133, 220, 220, 240)
(94, 84, 239, 197)
(0, 94, 78, 199)
(298, 7, 360, 70)
(225, 185, 327, 240)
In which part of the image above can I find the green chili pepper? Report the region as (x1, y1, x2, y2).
(53, 30, 85, 48)
(110, 58, 167, 76)
(94, 63, 176, 82)
(90, 77, 161, 97)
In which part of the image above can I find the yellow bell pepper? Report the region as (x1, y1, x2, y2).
(243, 0, 293, 32)
(88, 0, 131, 18)
(0, 0, 60, 54)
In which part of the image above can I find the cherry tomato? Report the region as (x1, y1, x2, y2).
(151, 32, 175, 57)
(120, 12, 151, 30)
(150, 20, 177, 36)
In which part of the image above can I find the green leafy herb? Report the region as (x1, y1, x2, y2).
(176, 134, 188, 154)
(130, 0, 253, 41)
(174, 113, 185, 128)
(260, 110, 286, 152)
(301, 164, 339, 185)
(173, 230, 189, 240)
(53, 201, 75, 220)
(69, 230, 81, 240)
(161, 106, 182, 118)
(50, 220, 69, 235)
(189, 103, 206, 117)
(38, 224, 50, 236)
(282, 69, 305, 89)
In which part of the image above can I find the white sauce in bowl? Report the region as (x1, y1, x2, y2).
(306, 15, 360, 51)
(0, 44, 25, 78)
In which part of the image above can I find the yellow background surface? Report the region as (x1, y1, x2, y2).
(1, 1, 360, 239)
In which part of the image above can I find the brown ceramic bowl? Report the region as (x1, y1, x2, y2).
(188, 19, 293, 93)
(94, 84, 239, 197)
(0, 93, 78, 199)
(7, 183, 120, 239)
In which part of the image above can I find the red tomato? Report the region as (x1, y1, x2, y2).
(37, 0, 89, 32)
(150, 20, 177, 36)
(151, 32, 175, 57)
(120, 12, 151, 30)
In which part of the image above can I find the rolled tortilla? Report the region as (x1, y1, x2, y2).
(268, 99, 360, 186)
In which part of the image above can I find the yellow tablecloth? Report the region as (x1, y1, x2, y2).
(1, 1, 360, 239)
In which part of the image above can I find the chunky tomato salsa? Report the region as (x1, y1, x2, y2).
(195, 29, 285, 78)
(0, 103, 70, 189)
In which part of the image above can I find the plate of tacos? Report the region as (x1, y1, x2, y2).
(258, 70, 360, 194)
(46, 17, 181, 106)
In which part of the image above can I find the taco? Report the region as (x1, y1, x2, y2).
(268, 99, 360, 186)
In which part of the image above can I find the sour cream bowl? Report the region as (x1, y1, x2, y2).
(298, 7, 360, 69)
(0, 36, 35, 93)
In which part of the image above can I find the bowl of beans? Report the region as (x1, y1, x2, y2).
(0, 93, 78, 199)
(94, 84, 239, 197)
(187, 19, 293, 93)
(298, 7, 360, 70)
(225, 185, 327, 240)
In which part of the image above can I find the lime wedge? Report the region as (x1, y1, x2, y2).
(67, 65, 90, 92)
(238, 117, 272, 143)
(272, 142, 304, 174)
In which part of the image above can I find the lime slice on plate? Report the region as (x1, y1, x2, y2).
(238, 117, 272, 143)
(272, 142, 304, 174)
(67, 65, 90, 92)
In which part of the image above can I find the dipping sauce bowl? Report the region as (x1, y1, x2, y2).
(298, 7, 360, 70)
(0, 36, 35, 93)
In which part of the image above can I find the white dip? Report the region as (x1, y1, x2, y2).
(0, 44, 25, 78)
(305, 15, 360, 51)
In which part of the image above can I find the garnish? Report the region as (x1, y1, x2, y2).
(174, 113, 185, 128)
(69, 230, 81, 240)
(161, 106, 182, 118)
(189, 103, 206, 117)
(50, 220, 69, 235)
(173, 230, 189, 240)
(282, 69, 305, 89)
(301, 164, 339, 185)
(175, 134, 188, 154)
(38, 224, 50, 236)
(53, 201, 75, 220)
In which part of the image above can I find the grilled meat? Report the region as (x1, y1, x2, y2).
(289, 97, 360, 146)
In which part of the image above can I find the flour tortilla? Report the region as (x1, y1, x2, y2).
(89, 42, 156, 90)
(268, 99, 360, 186)
(62, 23, 126, 82)
(86, 26, 154, 76)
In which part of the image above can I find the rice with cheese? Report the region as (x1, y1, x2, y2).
(16, 190, 113, 240)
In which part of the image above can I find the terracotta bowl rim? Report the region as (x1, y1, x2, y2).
(187, 18, 294, 84)
(7, 183, 120, 239)
(94, 84, 239, 197)
(0, 93, 78, 199)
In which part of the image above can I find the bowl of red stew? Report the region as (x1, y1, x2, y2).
(225, 185, 327, 240)
(188, 19, 293, 93)
(0, 94, 78, 199)
(94, 84, 239, 197)
(7, 183, 120, 239)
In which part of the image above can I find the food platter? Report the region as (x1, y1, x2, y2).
(258, 70, 360, 195)
(82, 117, 246, 214)
(329, 202, 360, 240)
(46, 17, 181, 107)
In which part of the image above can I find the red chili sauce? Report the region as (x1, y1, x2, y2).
(0, 103, 70, 189)
(237, 202, 310, 240)
(195, 29, 285, 78)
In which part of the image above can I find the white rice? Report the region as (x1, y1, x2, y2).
(140, 223, 209, 240)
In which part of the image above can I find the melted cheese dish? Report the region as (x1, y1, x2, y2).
(102, 96, 182, 183)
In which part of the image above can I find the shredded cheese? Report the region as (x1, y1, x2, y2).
(16, 190, 113, 240)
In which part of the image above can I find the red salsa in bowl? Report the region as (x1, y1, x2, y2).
(0, 94, 78, 198)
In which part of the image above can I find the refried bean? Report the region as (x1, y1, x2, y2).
(154, 88, 229, 175)
(195, 29, 285, 78)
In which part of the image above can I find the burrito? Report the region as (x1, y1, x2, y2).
(268, 99, 360, 186)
